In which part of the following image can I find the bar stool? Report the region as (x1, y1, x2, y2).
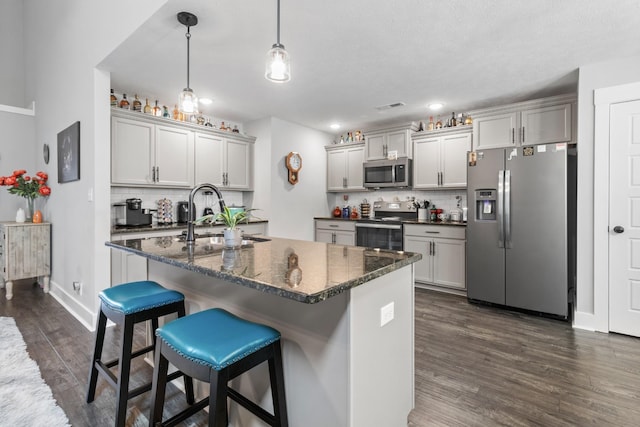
(86, 280, 195, 427)
(149, 308, 288, 427)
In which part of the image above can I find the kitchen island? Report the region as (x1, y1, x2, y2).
(107, 234, 420, 427)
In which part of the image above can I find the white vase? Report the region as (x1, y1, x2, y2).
(223, 228, 243, 247)
(15, 208, 26, 223)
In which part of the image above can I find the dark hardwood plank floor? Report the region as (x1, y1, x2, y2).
(3, 281, 640, 426)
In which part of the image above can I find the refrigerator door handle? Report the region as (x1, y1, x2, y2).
(504, 170, 512, 248)
(497, 170, 505, 248)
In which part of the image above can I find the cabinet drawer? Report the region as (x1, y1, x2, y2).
(403, 224, 465, 240)
(315, 220, 356, 232)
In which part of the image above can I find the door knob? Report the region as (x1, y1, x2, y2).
(613, 226, 625, 233)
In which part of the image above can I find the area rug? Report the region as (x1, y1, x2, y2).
(0, 317, 70, 426)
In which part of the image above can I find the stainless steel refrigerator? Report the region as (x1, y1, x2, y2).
(466, 144, 576, 318)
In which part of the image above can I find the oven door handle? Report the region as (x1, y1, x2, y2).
(355, 223, 402, 230)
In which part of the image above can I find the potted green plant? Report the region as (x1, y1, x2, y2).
(196, 206, 255, 247)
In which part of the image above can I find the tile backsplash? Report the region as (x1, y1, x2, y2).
(328, 189, 467, 218)
(111, 187, 245, 226)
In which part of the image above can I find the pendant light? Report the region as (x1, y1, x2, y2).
(265, 0, 291, 83)
(178, 12, 198, 114)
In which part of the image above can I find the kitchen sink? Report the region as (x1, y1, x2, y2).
(175, 232, 271, 246)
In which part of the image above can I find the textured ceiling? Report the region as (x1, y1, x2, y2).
(101, 0, 640, 134)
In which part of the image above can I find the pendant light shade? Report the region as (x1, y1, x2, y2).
(265, 0, 291, 83)
(178, 12, 198, 114)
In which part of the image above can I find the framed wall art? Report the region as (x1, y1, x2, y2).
(57, 121, 80, 183)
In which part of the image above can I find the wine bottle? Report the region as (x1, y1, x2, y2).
(173, 105, 180, 120)
(119, 94, 130, 109)
(435, 116, 442, 129)
(143, 98, 152, 114)
(132, 94, 142, 112)
(427, 116, 435, 131)
(152, 100, 162, 117)
(110, 89, 117, 107)
(450, 112, 457, 127)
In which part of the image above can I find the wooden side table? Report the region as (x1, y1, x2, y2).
(0, 221, 51, 300)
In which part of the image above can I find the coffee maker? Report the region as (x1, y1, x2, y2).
(114, 198, 152, 226)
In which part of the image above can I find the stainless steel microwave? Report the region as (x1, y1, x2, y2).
(363, 158, 412, 188)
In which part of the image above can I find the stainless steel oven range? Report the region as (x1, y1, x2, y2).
(355, 200, 416, 250)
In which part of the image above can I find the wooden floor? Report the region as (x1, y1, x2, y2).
(2, 282, 640, 426)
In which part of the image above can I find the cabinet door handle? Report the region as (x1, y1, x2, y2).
(432, 241, 436, 256)
(521, 127, 525, 143)
(156, 166, 159, 182)
(332, 232, 336, 244)
(512, 128, 515, 144)
(152, 166, 156, 182)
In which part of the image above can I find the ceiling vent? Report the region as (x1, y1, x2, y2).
(375, 102, 406, 111)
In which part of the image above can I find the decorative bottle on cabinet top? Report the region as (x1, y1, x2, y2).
(132, 94, 142, 112)
(152, 100, 162, 117)
(143, 98, 152, 114)
(119, 94, 130, 109)
(110, 89, 117, 107)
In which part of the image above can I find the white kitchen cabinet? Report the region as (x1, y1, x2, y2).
(364, 123, 418, 160)
(326, 143, 365, 192)
(314, 220, 356, 245)
(403, 224, 466, 291)
(112, 111, 194, 187)
(195, 133, 254, 190)
(471, 95, 574, 150)
(112, 109, 255, 190)
(412, 128, 471, 189)
(0, 222, 51, 300)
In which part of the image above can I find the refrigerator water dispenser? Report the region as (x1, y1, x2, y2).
(475, 189, 496, 221)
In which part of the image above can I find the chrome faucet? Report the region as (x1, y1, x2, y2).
(186, 183, 226, 246)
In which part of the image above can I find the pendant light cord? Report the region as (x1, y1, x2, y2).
(276, 0, 281, 47)
(186, 27, 191, 90)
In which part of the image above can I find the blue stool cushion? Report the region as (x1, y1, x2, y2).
(157, 308, 281, 370)
(99, 281, 185, 315)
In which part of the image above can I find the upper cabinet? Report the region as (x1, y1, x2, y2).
(111, 115, 194, 187)
(412, 128, 471, 189)
(111, 109, 255, 190)
(470, 94, 575, 150)
(326, 143, 365, 192)
(364, 123, 418, 160)
(195, 133, 253, 190)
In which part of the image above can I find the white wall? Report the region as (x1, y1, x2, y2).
(22, 0, 166, 327)
(574, 55, 640, 330)
(246, 117, 331, 241)
(0, 112, 36, 220)
(0, 0, 25, 107)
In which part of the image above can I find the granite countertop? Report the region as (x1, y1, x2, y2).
(314, 217, 467, 226)
(107, 235, 421, 304)
(111, 219, 268, 235)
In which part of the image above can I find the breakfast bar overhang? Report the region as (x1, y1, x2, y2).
(107, 234, 420, 427)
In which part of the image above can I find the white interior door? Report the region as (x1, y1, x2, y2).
(609, 100, 640, 336)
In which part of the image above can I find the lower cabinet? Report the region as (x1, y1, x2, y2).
(403, 224, 466, 291)
(314, 220, 356, 245)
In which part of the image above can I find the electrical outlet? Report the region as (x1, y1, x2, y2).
(73, 281, 82, 295)
(380, 302, 394, 327)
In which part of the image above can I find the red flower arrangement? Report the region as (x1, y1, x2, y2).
(0, 169, 52, 199)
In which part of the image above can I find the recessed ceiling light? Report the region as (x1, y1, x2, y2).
(330, 123, 340, 130)
(428, 103, 444, 111)
(200, 98, 213, 105)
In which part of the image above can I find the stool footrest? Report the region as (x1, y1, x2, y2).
(102, 343, 155, 369)
(161, 397, 209, 427)
(228, 387, 276, 426)
(95, 361, 118, 390)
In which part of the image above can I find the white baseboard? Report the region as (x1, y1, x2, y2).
(49, 281, 96, 331)
(572, 310, 600, 332)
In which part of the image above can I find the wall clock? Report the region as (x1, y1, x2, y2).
(285, 151, 302, 185)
